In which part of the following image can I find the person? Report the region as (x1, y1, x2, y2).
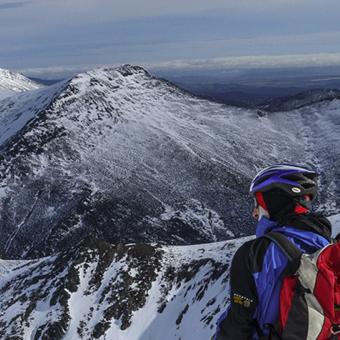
(214, 164, 333, 339)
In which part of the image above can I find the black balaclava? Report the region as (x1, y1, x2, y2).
(262, 189, 297, 220)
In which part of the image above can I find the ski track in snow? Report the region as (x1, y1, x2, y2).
(4, 190, 42, 255)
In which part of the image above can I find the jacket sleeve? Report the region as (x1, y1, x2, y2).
(215, 240, 259, 340)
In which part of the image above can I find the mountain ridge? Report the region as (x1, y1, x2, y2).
(0, 233, 240, 340)
(0, 64, 339, 259)
(258, 88, 340, 112)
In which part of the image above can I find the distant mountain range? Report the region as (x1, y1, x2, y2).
(257, 88, 340, 112)
(161, 67, 340, 108)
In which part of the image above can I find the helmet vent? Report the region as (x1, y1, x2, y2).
(301, 183, 315, 189)
(252, 173, 274, 186)
(281, 174, 304, 181)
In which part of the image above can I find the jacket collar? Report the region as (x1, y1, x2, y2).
(255, 216, 278, 238)
(255, 213, 332, 242)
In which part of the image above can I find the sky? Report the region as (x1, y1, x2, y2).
(1, 0, 340, 77)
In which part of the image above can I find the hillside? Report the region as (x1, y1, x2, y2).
(0, 65, 339, 259)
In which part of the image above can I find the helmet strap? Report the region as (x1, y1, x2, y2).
(255, 192, 268, 211)
(294, 204, 309, 214)
(294, 195, 312, 214)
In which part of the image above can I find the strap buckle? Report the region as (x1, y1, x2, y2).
(331, 324, 340, 335)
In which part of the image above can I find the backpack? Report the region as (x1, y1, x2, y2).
(263, 232, 340, 340)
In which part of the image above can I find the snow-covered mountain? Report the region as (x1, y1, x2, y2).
(0, 65, 339, 259)
(0, 64, 339, 339)
(0, 214, 339, 340)
(0, 68, 40, 99)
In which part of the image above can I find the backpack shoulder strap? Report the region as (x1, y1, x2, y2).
(263, 231, 303, 263)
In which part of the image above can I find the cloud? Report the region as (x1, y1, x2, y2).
(0, 2, 30, 10)
(17, 64, 97, 79)
(26, 0, 339, 19)
(2, 0, 340, 71)
(16, 52, 340, 80)
(146, 53, 340, 71)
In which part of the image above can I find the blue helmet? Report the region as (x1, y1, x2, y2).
(249, 164, 319, 199)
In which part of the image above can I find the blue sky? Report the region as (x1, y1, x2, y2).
(1, 0, 340, 77)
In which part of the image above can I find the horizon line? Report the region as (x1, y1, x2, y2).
(9, 52, 340, 79)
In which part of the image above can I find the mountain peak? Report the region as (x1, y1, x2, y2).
(114, 64, 151, 77)
(72, 64, 151, 83)
(60, 64, 158, 103)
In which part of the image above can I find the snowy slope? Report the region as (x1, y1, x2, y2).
(329, 213, 340, 235)
(0, 259, 26, 277)
(0, 236, 246, 340)
(0, 68, 40, 99)
(0, 214, 338, 340)
(0, 64, 339, 259)
(0, 82, 65, 146)
(0, 65, 304, 259)
(268, 99, 340, 216)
